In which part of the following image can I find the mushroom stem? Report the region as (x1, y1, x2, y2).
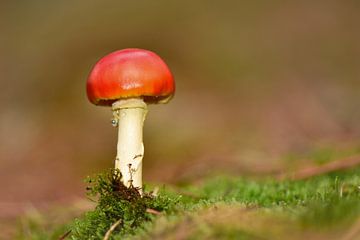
(112, 98, 148, 192)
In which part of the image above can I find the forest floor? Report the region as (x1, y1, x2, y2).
(10, 149, 360, 240)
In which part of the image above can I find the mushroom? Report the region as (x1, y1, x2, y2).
(86, 48, 175, 192)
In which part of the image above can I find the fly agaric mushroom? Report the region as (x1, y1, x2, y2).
(87, 48, 175, 191)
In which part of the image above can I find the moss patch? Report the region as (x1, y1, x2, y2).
(69, 169, 178, 240)
(15, 167, 360, 239)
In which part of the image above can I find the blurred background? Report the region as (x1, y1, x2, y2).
(0, 0, 359, 225)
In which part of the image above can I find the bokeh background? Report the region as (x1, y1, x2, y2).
(1, 0, 359, 225)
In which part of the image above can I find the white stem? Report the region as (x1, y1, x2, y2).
(112, 98, 147, 192)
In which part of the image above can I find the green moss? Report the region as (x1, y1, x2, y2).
(16, 218, 69, 240)
(189, 170, 360, 207)
(16, 167, 360, 239)
(180, 168, 360, 227)
(69, 169, 178, 240)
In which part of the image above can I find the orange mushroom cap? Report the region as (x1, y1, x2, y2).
(87, 48, 175, 106)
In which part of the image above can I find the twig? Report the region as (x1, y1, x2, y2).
(103, 219, 122, 240)
(58, 230, 71, 240)
(146, 208, 161, 215)
(277, 155, 360, 181)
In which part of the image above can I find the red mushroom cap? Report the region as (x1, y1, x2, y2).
(87, 48, 175, 106)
